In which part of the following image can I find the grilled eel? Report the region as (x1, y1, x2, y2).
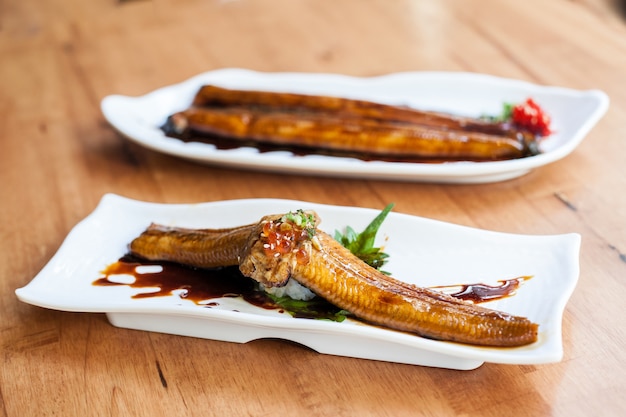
(129, 211, 539, 347)
(161, 85, 540, 161)
(190, 85, 522, 137)
(164, 107, 536, 161)
(127, 223, 255, 269)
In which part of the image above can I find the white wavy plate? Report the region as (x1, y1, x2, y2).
(16, 194, 580, 370)
(101, 68, 608, 183)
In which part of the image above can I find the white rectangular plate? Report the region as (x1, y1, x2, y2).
(101, 68, 608, 183)
(16, 194, 580, 370)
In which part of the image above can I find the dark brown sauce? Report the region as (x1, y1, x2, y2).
(431, 276, 532, 303)
(94, 256, 529, 320)
(94, 255, 347, 320)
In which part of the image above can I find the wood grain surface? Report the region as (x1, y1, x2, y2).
(2, 0, 625, 416)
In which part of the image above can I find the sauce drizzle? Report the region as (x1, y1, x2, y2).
(94, 255, 347, 320)
(431, 276, 533, 303)
(94, 256, 531, 320)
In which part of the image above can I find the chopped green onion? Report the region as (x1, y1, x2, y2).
(282, 209, 316, 237)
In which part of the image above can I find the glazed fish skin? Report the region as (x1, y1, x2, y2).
(239, 215, 538, 347)
(129, 223, 254, 269)
(191, 85, 524, 137)
(165, 107, 532, 161)
(129, 213, 539, 347)
(163, 85, 541, 162)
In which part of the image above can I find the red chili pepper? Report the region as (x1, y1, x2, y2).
(511, 98, 552, 136)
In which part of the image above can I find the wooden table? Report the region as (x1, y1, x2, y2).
(2, 0, 625, 415)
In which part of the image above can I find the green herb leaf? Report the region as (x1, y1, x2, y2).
(264, 292, 351, 321)
(481, 102, 514, 123)
(334, 203, 394, 272)
(261, 204, 395, 323)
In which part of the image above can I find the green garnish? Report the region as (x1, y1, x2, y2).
(481, 102, 515, 123)
(263, 204, 395, 322)
(264, 292, 351, 321)
(282, 209, 317, 238)
(334, 203, 394, 273)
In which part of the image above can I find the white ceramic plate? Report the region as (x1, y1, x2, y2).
(101, 68, 608, 183)
(16, 194, 580, 370)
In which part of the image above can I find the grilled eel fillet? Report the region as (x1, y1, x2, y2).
(162, 85, 539, 161)
(191, 85, 519, 136)
(129, 213, 539, 347)
(128, 223, 255, 269)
